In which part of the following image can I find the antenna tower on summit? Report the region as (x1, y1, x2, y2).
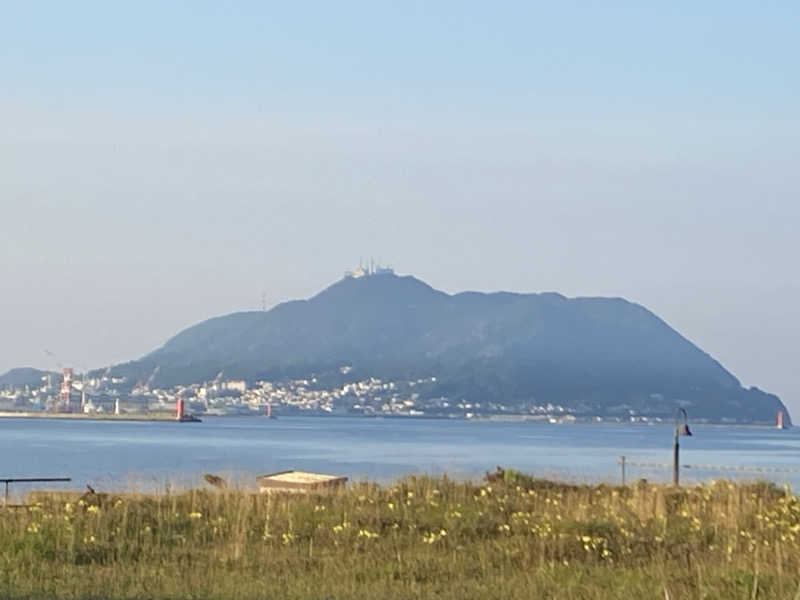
(344, 260, 394, 279)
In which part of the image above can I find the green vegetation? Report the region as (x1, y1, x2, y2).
(3, 472, 800, 599)
(109, 273, 786, 422)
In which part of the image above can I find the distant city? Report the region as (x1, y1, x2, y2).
(0, 263, 788, 426)
(0, 365, 682, 424)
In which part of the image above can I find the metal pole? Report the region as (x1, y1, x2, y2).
(673, 431, 680, 486)
(620, 455, 626, 486)
(1, 478, 71, 508)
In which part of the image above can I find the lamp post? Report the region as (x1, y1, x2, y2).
(673, 408, 692, 486)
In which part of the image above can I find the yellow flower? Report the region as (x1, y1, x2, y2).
(357, 529, 379, 539)
(333, 522, 350, 534)
(188, 512, 202, 519)
(422, 529, 447, 544)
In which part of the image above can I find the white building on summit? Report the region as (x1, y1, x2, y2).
(344, 260, 394, 279)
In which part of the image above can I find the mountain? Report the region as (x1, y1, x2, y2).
(107, 273, 788, 423)
(0, 367, 53, 388)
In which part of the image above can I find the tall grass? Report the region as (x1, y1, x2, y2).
(2, 473, 800, 599)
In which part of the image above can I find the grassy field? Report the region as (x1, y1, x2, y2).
(2, 470, 800, 599)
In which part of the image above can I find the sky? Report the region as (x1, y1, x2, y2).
(1, 2, 798, 413)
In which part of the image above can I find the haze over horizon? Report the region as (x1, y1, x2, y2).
(1, 2, 798, 414)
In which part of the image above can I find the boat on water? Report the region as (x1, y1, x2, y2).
(178, 414, 202, 423)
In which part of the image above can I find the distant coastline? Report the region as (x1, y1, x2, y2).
(0, 411, 179, 422)
(0, 410, 787, 428)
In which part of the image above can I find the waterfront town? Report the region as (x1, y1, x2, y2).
(0, 365, 668, 423)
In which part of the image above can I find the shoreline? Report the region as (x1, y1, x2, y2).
(0, 411, 182, 422)
(0, 410, 786, 428)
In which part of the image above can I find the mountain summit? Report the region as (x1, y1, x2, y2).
(109, 272, 788, 423)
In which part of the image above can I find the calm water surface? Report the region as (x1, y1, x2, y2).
(2, 416, 799, 494)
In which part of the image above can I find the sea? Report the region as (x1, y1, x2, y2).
(2, 416, 800, 496)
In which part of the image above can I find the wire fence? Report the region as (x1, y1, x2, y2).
(617, 456, 800, 486)
(623, 460, 800, 474)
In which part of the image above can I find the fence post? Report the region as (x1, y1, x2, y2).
(619, 455, 626, 486)
(673, 433, 680, 486)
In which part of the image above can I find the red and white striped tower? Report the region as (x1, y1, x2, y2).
(175, 395, 185, 421)
(60, 368, 74, 412)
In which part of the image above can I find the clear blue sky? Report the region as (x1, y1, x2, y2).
(1, 2, 798, 413)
